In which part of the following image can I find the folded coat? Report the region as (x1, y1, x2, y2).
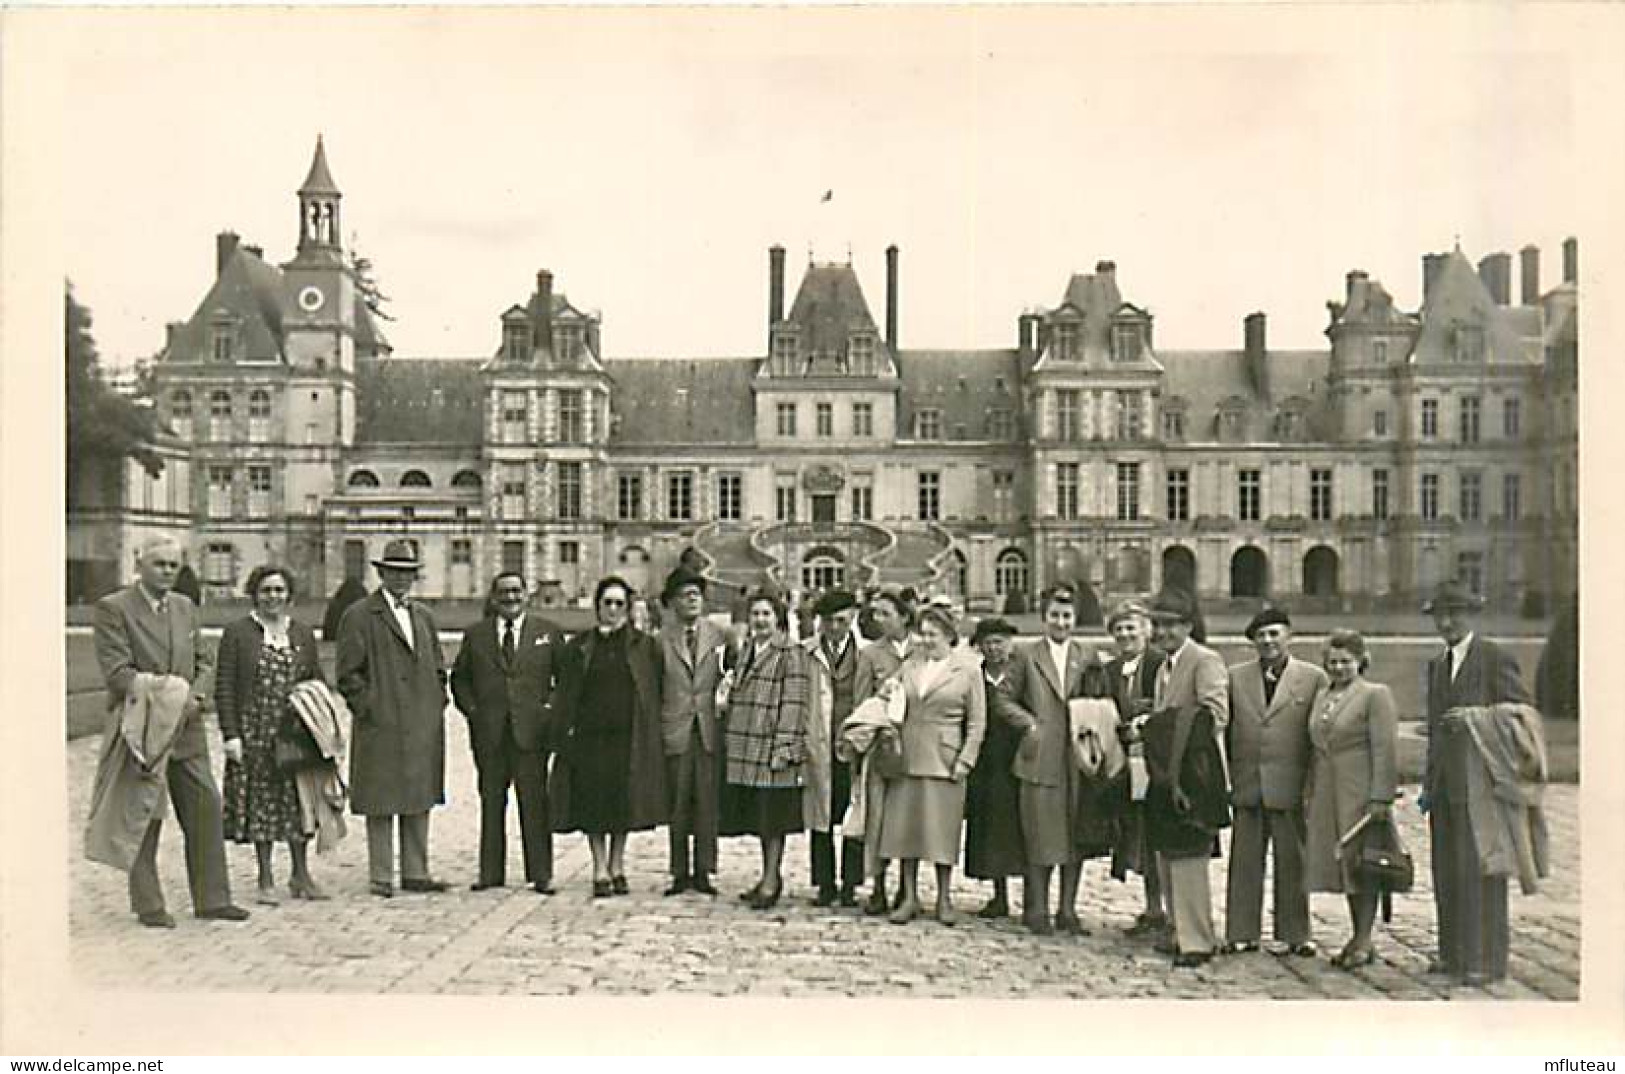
(287, 680, 351, 853)
(834, 688, 905, 878)
(85, 672, 192, 872)
(1459, 702, 1550, 894)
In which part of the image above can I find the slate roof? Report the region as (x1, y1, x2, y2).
(895, 349, 1024, 441)
(1159, 349, 1332, 443)
(165, 247, 289, 362)
(354, 359, 484, 444)
(354, 297, 390, 358)
(299, 137, 341, 196)
(605, 358, 758, 445)
(1413, 249, 1540, 365)
(1032, 264, 1160, 370)
(783, 263, 893, 370)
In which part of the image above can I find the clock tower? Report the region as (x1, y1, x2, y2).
(282, 135, 357, 377)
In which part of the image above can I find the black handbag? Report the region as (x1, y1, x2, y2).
(1354, 815, 1414, 894)
(274, 707, 326, 773)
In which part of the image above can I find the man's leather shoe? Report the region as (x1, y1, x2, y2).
(977, 898, 1010, 920)
(692, 875, 718, 896)
(812, 886, 837, 907)
(1125, 913, 1168, 936)
(1284, 942, 1318, 958)
(138, 911, 176, 929)
(197, 904, 250, 921)
(1461, 972, 1493, 988)
(1223, 940, 1260, 955)
(370, 881, 394, 898)
(400, 878, 449, 893)
(664, 877, 692, 897)
(1173, 952, 1213, 969)
(837, 886, 859, 907)
(471, 880, 504, 891)
(1024, 912, 1054, 936)
(532, 882, 555, 896)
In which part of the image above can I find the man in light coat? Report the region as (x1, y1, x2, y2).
(336, 539, 449, 898)
(804, 588, 864, 907)
(657, 567, 730, 896)
(90, 536, 248, 928)
(1223, 606, 1327, 956)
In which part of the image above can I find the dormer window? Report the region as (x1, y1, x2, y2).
(916, 408, 942, 440)
(553, 325, 582, 364)
(1054, 322, 1081, 361)
(1112, 324, 1143, 363)
(1161, 400, 1187, 442)
(1218, 399, 1248, 443)
(1454, 325, 1485, 363)
(1372, 338, 1390, 364)
(211, 325, 236, 363)
(848, 333, 875, 374)
(503, 324, 529, 363)
(772, 330, 800, 372)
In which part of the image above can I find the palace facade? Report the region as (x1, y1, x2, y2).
(67, 140, 1580, 617)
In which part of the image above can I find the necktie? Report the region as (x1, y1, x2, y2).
(685, 626, 697, 663)
(1446, 647, 1456, 683)
(503, 621, 517, 662)
(1263, 665, 1279, 705)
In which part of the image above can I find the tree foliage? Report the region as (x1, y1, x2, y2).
(348, 238, 395, 322)
(65, 282, 162, 504)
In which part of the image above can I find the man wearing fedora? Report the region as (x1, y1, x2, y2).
(804, 588, 865, 907)
(1422, 579, 1532, 985)
(657, 566, 731, 896)
(336, 539, 451, 897)
(1223, 606, 1327, 957)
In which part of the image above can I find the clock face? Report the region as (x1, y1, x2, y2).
(298, 285, 326, 313)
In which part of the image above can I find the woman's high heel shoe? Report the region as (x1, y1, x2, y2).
(592, 879, 613, 898)
(739, 882, 763, 903)
(611, 875, 630, 896)
(1332, 944, 1376, 969)
(749, 884, 782, 910)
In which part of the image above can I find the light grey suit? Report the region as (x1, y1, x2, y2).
(1223, 656, 1328, 947)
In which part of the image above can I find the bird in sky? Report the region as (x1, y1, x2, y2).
(820, 189, 833, 203)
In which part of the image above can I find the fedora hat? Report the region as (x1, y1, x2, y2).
(661, 566, 708, 604)
(371, 539, 422, 573)
(1147, 588, 1196, 624)
(1423, 579, 1483, 614)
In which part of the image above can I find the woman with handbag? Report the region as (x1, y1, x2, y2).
(217, 565, 329, 903)
(1303, 629, 1401, 968)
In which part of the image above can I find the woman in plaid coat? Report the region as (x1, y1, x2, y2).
(720, 588, 811, 910)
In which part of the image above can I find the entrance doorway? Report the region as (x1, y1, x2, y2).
(812, 494, 837, 528)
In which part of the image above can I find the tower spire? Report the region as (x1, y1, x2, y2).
(300, 134, 341, 196)
(295, 135, 343, 259)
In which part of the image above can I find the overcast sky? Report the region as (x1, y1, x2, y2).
(48, 7, 1580, 367)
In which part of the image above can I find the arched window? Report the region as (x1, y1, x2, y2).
(400, 470, 432, 488)
(1303, 545, 1340, 597)
(451, 469, 483, 490)
(1231, 545, 1270, 599)
(170, 390, 194, 438)
(347, 469, 380, 488)
(994, 548, 1029, 598)
(208, 390, 233, 443)
(247, 389, 271, 441)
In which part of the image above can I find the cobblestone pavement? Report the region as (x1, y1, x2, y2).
(68, 708, 1579, 999)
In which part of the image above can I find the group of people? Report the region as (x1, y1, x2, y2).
(86, 535, 1549, 991)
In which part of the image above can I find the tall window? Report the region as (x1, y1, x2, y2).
(1373, 339, 1389, 364)
(1459, 396, 1481, 444)
(1420, 398, 1439, 440)
(500, 463, 526, 520)
(1503, 472, 1522, 521)
(716, 472, 742, 521)
(1456, 552, 1485, 596)
(503, 323, 529, 363)
(1373, 409, 1388, 437)
(501, 391, 528, 441)
(1056, 463, 1080, 521)
(209, 390, 233, 443)
(850, 484, 873, 522)
(987, 409, 1014, 440)
(849, 334, 875, 372)
(1112, 324, 1143, 363)
(1238, 469, 1262, 522)
(1057, 389, 1081, 441)
(852, 402, 873, 438)
(1118, 391, 1144, 440)
(776, 402, 797, 437)
(343, 539, 366, 581)
(816, 402, 834, 437)
(247, 465, 272, 519)
(1454, 326, 1485, 363)
(666, 471, 694, 521)
(203, 542, 235, 587)
(995, 549, 1029, 599)
(1458, 471, 1482, 522)
(1421, 473, 1440, 521)
(1372, 468, 1390, 520)
(207, 465, 233, 519)
(1310, 468, 1333, 522)
(1166, 468, 1190, 522)
(617, 472, 642, 520)
(992, 470, 1015, 522)
(553, 326, 582, 365)
(247, 390, 271, 442)
(916, 409, 942, 440)
(211, 328, 235, 363)
(773, 333, 798, 368)
(917, 471, 941, 521)
(1162, 409, 1185, 441)
(170, 391, 194, 439)
(558, 389, 584, 443)
(558, 541, 580, 565)
(501, 540, 525, 576)
(1503, 397, 1522, 439)
(1054, 322, 1080, 361)
(556, 461, 582, 520)
(1116, 462, 1141, 521)
(775, 482, 797, 524)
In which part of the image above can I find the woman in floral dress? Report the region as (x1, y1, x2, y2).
(216, 565, 328, 903)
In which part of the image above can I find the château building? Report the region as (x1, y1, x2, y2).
(66, 139, 1580, 618)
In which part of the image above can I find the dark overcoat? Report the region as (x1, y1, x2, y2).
(335, 590, 447, 816)
(550, 627, 668, 832)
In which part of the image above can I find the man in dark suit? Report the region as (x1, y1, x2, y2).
(1103, 599, 1169, 938)
(1223, 606, 1328, 956)
(450, 571, 565, 894)
(92, 536, 248, 928)
(656, 567, 730, 896)
(1422, 580, 1532, 986)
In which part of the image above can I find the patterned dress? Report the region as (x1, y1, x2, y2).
(223, 640, 305, 843)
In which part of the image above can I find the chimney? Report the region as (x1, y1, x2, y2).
(1244, 312, 1268, 397)
(532, 269, 554, 353)
(1422, 254, 1446, 305)
(885, 244, 899, 352)
(1018, 312, 1038, 356)
(1563, 237, 1578, 284)
(216, 231, 240, 275)
(769, 245, 785, 332)
(1520, 245, 1540, 305)
(1476, 252, 1511, 305)
(1095, 260, 1116, 277)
